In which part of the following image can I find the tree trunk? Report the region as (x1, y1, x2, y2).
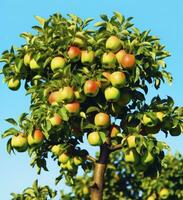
(91, 144, 110, 200)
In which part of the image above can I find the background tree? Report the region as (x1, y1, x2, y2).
(1, 12, 183, 199)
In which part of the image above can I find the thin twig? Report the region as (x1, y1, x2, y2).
(109, 144, 123, 152)
(86, 155, 97, 163)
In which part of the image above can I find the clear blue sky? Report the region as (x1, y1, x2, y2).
(0, 0, 183, 199)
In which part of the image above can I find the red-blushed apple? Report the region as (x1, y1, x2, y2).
(159, 188, 170, 199)
(64, 101, 80, 115)
(51, 144, 63, 156)
(94, 112, 110, 128)
(110, 71, 126, 88)
(110, 125, 120, 138)
(29, 58, 41, 70)
(28, 129, 44, 147)
(24, 53, 31, 66)
(8, 78, 21, 91)
(67, 46, 81, 61)
(106, 36, 122, 52)
(124, 149, 140, 164)
(121, 54, 136, 69)
(81, 50, 95, 64)
(102, 52, 116, 65)
(51, 57, 66, 72)
(141, 150, 154, 165)
(87, 131, 103, 146)
(11, 133, 28, 152)
(116, 50, 126, 64)
(49, 113, 62, 126)
(73, 156, 83, 165)
(58, 153, 69, 164)
(48, 91, 60, 105)
(58, 86, 74, 102)
(74, 91, 86, 103)
(84, 80, 99, 97)
(104, 87, 120, 102)
(127, 135, 136, 148)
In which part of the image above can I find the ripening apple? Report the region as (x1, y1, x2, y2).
(84, 80, 99, 97)
(87, 131, 103, 146)
(104, 87, 120, 102)
(64, 101, 80, 115)
(102, 72, 111, 81)
(8, 78, 21, 91)
(116, 50, 126, 64)
(51, 144, 63, 156)
(24, 53, 31, 66)
(94, 112, 110, 128)
(159, 188, 169, 199)
(83, 186, 89, 195)
(51, 57, 66, 72)
(106, 36, 122, 53)
(48, 91, 60, 105)
(110, 71, 126, 88)
(127, 135, 136, 148)
(102, 52, 116, 65)
(124, 149, 140, 164)
(67, 46, 81, 61)
(11, 133, 28, 152)
(28, 129, 44, 147)
(121, 54, 136, 69)
(110, 125, 120, 138)
(73, 156, 83, 166)
(58, 153, 69, 164)
(73, 37, 86, 48)
(49, 113, 62, 126)
(58, 86, 74, 102)
(74, 91, 86, 103)
(81, 50, 95, 64)
(29, 59, 41, 70)
(156, 112, 165, 122)
(141, 150, 154, 165)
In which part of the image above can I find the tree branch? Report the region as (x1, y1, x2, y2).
(86, 155, 97, 163)
(109, 144, 123, 152)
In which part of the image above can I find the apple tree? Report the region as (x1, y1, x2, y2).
(1, 12, 183, 199)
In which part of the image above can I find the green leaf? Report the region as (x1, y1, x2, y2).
(99, 132, 107, 143)
(86, 106, 100, 113)
(94, 21, 106, 27)
(161, 71, 173, 85)
(100, 14, 109, 21)
(59, 107, 69, 121)
(2, 128, 18, 138)
(5, 118, 17, 126)
(113, 11, 124, 23)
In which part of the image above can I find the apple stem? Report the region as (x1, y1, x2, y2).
(90, 144, 110, 200)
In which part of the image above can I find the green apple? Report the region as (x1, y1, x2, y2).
(58, 153, 69, 164)
(94, 112, 110, 128)
(141, 150, 154, 165)
(24, 53, 31, 66)
(11, 133, 28, 152)
(104, 87, 120, 102)
(73, 37, 86, 48)
(159, 188, 169, 199)
(51, 145, 63, 156)
(81, 50, 95, 64)
(51, 57, 66, 72)
(147, 195, 156, 200)
(87, 132, 103, 146)
(142, 114, 153, 126)
(29, 59, 41, 70)
(106, 36, 122, 52)
(127, 135, 136, 148)
(73, 156, 83, 166)
(8, 78, 21, 91)
(110, 71, 126, 88)
(83, 186, 89, 195)
(124, 149, 140, 164)
(58, 86, 74, 102)
(49, 113, 62, 126)
(28, 129, 44, 147)
(102, 52, 116, 65)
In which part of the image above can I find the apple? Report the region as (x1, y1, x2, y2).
(58, 153, 69, 164)
(124, 149, 140, 164)
(28, 129, 44, 147)
(67, 46, 81, 61)
(11, 133, 28, 152)
(74, 91, 86, 103)
(81, 50, 95, 64)
(121, 54, 136, 69)
(24, 53, 31, 66)
(87, 131, 103, 146)
(116, 50, 126, 64)
(51, 57, 66, 72)
(94, 112, 110, 128)
(141, 150, 154, 165)
(102, 52, 116, 65)
(102, 72, 111, 81)
(106, 36, 122, 52)
(51, 145, 63, 156)
(83, 186, 89, 195)
(142, 114, 153, 126)
(64, 101, 80, 115)
(110, 71, 126, 88)
(48, 91, 60, 105)
(156, 112, 165, 122)
(110, 125, 120, 138)
(104, 87, 120, 102)
(127, 135, 136, 148)
(29, 59, 41, 70)
(49, 113, 62, 126)
(84, 80, 99, 97)
(159, 188, 169, 199)
(8, 78, 21, 91)
(58, 86, 74, 102)
(147, 195, 156, 200)
(66, 160, 74, 171)
(73, 156, 83, 165)
(73, 37, 86, 48)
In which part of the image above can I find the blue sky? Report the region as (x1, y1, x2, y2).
(0, 0, 183, 199)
